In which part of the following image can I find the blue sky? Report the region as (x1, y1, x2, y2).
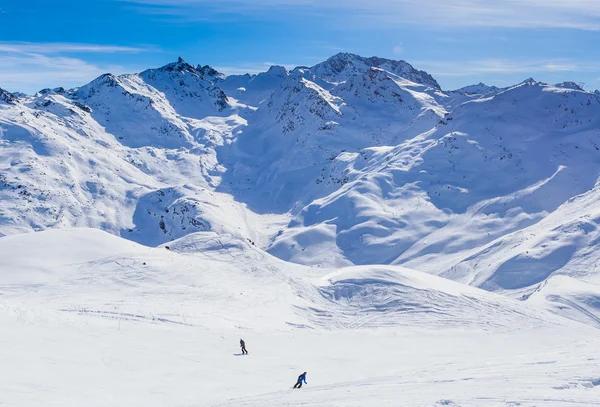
(1, 0, 599, 94)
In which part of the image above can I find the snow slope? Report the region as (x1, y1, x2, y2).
(2, 228, 600, 407)
(2, 52, 600, 327)
(267, 79, 600, 308)
(0, 59, 257, 245)
(526, 275, 600, 328)
(219, 65, 289, 106)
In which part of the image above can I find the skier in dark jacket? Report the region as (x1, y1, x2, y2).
(293, 372, 307, 388)
(240, 339, 248, 355)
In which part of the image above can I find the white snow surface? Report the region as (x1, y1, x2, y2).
(2, 52, 600, 405)
(1, 229, 600, 407)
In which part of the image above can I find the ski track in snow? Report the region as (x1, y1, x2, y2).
(1, 229, 600, 407)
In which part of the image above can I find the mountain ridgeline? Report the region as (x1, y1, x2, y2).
(2, 52, 600, 325)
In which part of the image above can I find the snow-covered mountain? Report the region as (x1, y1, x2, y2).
(453, 82, 502, 96)
(219, 65, 289, 106)
(138, 57, 230, 117)
(311, 52, 440, 89)
(2, 52, 600, 329)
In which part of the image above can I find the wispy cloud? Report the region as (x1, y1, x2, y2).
(0, 54, 128, 94)
(0, 42, 149, 54)
(0, 42, 147, 94)
(415, 59, 600, 77)
(119, 0, 600, 30)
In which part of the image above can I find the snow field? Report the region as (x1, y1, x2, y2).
(1, 229, 599, 406)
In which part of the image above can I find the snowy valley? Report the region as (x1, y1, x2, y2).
(1, 53, 600, 406)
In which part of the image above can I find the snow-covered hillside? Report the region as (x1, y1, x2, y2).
(2, 52, 600, 330)
(2, 229, 600, 407)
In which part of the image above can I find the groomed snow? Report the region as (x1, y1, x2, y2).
(1, 229, 599, 406)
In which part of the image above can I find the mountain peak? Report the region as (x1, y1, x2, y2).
(0, 87, 16, 104)
(520, 77, 538, 85)
(38, 87, 67, 96)
(454, 82, 501, 95)
(197, 64, 225, 81)
(312, 52, 440, 89)
(156, 58, 197, 74)
(138, 59, 230, 114)
(79, 73, 121, 92)
(328, 51, 360, 62)
(266, 65, 288, 77)
(555, 81, 584, 91)
(312, 52, 364, 77)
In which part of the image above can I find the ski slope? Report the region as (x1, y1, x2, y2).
(1, 229, 600, 407)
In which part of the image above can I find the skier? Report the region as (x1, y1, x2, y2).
(293, 372, 307, 388)
(240, 338, 248, 355)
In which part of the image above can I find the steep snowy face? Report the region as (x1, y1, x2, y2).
(139, 58, 230, 118)
(438, 183, 600, 295)
(0, 61, 250, 241)
(311, 52, 440, 89)
(0, 91, 154, 236)
(125, 185, 265, 247)
(74, 73, 194, 149)
(0, 87, 255, 242)
(218, 66, 446, 213)
(196, 64, 226, 83)
(408, 80, 600, 212)
(272, 70, 343, 127)
(216, 70, 347, 210)
(268, 81, 600, 276)
(220, 65, 290, 106)
(334, 68, 446, 125)
(0, 88, 16, 104)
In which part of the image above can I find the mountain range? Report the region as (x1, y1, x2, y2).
(2, 52, 600, 328)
